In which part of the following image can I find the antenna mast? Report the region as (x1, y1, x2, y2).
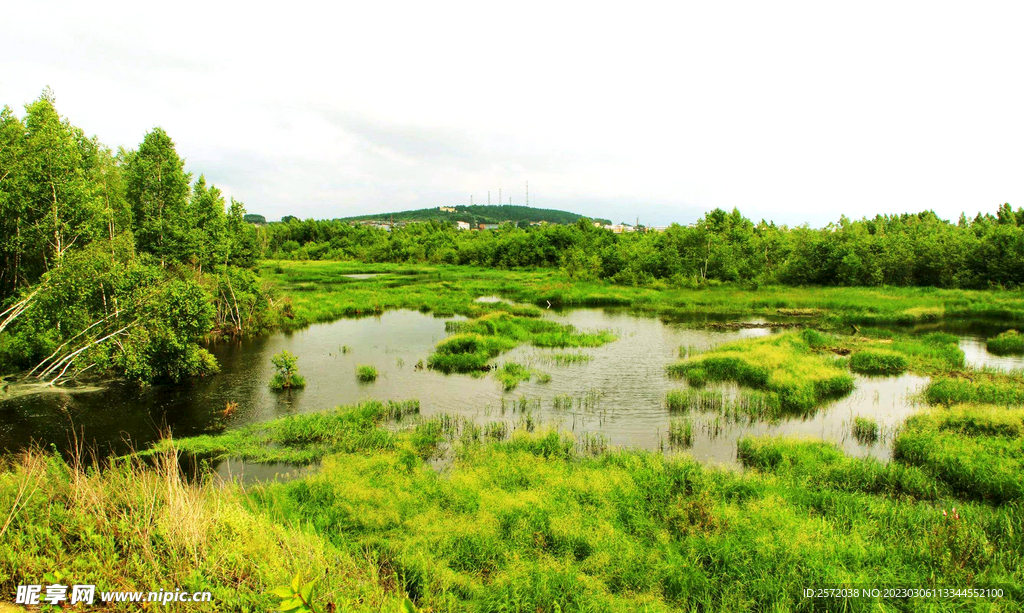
(526, 181, 529, 206)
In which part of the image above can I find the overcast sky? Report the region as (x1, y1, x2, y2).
(3, 1, 1022, 226)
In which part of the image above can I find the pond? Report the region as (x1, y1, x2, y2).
(0, 307, 1014, 469)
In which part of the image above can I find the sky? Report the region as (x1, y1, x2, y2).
(2, 1, 1022, 227)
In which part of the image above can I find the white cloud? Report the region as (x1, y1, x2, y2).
(3, 0, 1022, 225)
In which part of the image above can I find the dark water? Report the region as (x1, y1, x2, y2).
(0, 308, 1014, 469)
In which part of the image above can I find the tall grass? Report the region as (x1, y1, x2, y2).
(668, 417, 694, 447)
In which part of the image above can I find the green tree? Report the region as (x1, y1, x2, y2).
(188, 175, 227, 271)
(123, 127, 192, 264)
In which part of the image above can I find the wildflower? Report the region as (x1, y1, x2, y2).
(942, 509, 947, 517)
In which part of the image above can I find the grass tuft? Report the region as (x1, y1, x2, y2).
(987, 329, 1024, 356)
(356, 364, 378, 382)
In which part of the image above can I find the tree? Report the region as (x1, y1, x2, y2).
(188, 175, 226, 271)
(124, 128, 192, 264)
(225, 198, 260, 268)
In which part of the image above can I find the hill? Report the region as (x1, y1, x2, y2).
(335, 204, 611, 226)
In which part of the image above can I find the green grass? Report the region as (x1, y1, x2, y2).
(494, 362, 532, 391)
(141, 400, 419, 464)
(666, 332, 854, 413)
(5, 398, 1024, 611)
(428, 312, 614, 373)
(668, 417, 694, 447)
(850, 349, 909, 375)
(259, 260, 1024, 332)
(988, 329, 1024, 355)
(893, 404, 1024, 503)
(548, 351, 592, 365)
(356, 364, 379, 382)
(925, 373, 1024, 406)
(852, 416, 879, 443)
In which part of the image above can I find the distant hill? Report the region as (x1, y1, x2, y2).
(335, 205, 611, 226)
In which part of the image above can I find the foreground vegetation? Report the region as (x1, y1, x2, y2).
(2, 398, 1020, 612)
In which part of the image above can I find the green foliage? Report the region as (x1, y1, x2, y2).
(850, 349, 909, 375)
(272, 574, 320, 613)
(123, 127, 192, 263)
(356, 364, 378, 382)
(259, 204, 1024, 290)
(0, 92, 271, 383)
(987, 329, 1024, 355)
(270, 350, 306, 390)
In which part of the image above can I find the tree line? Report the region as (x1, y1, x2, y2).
(0, 91, 268, 383)
(261, 205, 1024, 288)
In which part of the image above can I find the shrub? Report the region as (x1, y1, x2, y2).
(356, 365, 378, 382)
(270, 350, 306, 390)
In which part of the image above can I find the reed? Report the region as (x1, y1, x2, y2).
(668, 417, 694, 447)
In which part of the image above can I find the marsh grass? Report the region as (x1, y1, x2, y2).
(666, 332, 854, 412)
(494, 362, 532, 390)
(668, 417, 694, 447)
(987, 329, 1024, 355)
(894, 404, 1024, 503)
(356, 365, 378, 382)
(851, 416, 879, 443)
(432, 313, 614, 375)
(925, 373, 1024, 406)
(548, 351, 592, 365)
(850, 349, 909, 375)
(143, 400, 419, 464)
(0, 445, 389, 613)
(665, 389, 777, 421)
(261, 261, 1024, 336)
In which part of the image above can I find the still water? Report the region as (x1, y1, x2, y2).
(0, 308, 1012, 468)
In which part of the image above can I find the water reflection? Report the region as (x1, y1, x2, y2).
(0, 308, 939, 469)
(960, 336, 1024, 372)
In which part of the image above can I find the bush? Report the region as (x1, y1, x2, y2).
(270, 350, 306, 390)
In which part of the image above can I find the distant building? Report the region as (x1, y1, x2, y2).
(439, 206, 456, 213)
(478, 223, 500, 230)
(456, 221, 471, 230)
(649, 226, 670, 233)
(608, 224, 635, 234)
